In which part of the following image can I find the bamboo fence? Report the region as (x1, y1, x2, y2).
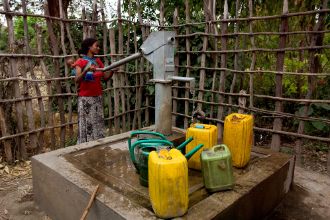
(0, 0, 329, 169)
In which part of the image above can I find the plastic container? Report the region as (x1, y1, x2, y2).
(148, 144, 203, 218)
(127, 130, 170, 172)
(130, 139, 173, 186)
(223, 113, 254, 168)
(200, 144, 234, 192)
(185, 123, 218, 170)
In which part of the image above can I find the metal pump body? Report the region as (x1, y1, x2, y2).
(98, 31, 195, 135)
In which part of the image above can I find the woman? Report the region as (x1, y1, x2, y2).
(74, 38, 114, 144)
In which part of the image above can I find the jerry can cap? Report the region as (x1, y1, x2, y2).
(193, 123, 213, 129)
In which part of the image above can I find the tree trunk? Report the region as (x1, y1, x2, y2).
(48, 0, 70, 17)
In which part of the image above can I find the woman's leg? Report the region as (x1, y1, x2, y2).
(77, 96, 105, 144)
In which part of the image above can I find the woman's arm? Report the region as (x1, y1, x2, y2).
(74, 66, 85, 83)
(74, 64, 94, 83)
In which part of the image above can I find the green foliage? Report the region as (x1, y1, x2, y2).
(65, 136, 78, 147)
(295, 103, 330, 136)
(0, 25, 8, 51)
(2, 0, 330, 140)
(282, 57, 309, 97)
(146, 84, 155, 96)
(13, 15, 45, 50)
(305, 141, 329, 152)
(123, 0, 159, 23)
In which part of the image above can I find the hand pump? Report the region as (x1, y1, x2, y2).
(97, 31, 195, 135)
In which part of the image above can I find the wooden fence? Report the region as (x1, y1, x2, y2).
(0, 0, 329, 168)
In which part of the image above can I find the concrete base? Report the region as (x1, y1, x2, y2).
(32, 126, 294, 220)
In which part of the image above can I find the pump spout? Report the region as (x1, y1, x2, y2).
(168, 76, 195, 94)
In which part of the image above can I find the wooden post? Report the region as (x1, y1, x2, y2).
(125, 0, 132, 130)
(21, 0, 39, 151)
(91, 0, 97, 38)
(247, 0, 257, 147)
(228, 0, 241, 114)
(217, 0, 228, 142)
(44, 1, 66, 148)
(210, 0, 219, 119)
(328, 144, 330, 176)
(172, 7, 179, 127)
(4, 0, 27, 159)
(82, 7, 88, 39)
(145, 26, 151, 127)
(184, 0, 191, 129)
(117, 0, 127, 132)
(65, 19, 77, 54)
(107, 29, 114, 135)
(100, 3, 111, 135)
(160, 0, 165, 30)
(132, 25, 139, 130)
(0, 106, 13, 163)
(24, 13, 47, 154)
(270, 0, 288, 152)
(197, 0, 210, 114)
(136, 0, 146, 129)
(248, 0, 256, 110)
(59, 0, 74, 139)
(36, 25, 56, 150)
(109, 28, 120, 134)
(295, 0, 328, 164)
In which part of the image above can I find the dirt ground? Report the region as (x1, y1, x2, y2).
(0, 161, 329, 220)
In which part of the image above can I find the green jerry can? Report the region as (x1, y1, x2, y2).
(200, 144, 234, 192)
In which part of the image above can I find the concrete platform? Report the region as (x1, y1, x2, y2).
(32, 127, 294, 220)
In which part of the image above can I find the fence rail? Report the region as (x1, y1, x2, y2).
(0, 0, 329, 168)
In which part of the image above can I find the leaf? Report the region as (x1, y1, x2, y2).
(297, 106, 314, 116)
(311, 121, 327, 131)
(318, 104, 330, 111)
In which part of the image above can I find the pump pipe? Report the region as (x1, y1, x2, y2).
(96, 52, 143, 72)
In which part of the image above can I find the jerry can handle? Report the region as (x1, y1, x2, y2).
(140, 146, 158, 157)
(130, 139, 173, 164)
(128, 130, 167, 153)
(185, 144, 204, 160)
(176, 136, 193, 151)
(213, 144, 230, 154)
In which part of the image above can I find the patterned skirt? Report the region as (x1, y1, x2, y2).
(77, 96, 105, 144)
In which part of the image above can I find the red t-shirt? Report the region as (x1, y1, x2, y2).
(75, 57, 105, 97)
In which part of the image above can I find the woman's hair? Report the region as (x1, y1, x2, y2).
(78, 38, 98, 55)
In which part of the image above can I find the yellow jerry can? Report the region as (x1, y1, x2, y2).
(223, 113, 254, 168)
(148, 149, 188, 218)
(186, 123, 218, 170)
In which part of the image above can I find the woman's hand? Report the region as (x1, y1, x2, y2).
(88, 65, 96, 72)
(111, 67, 119, 72)
(104, 69, 115, 80)
(75, 65, 96, 83)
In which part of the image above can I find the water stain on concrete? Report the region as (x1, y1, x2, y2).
(64, 143, 281, 213)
